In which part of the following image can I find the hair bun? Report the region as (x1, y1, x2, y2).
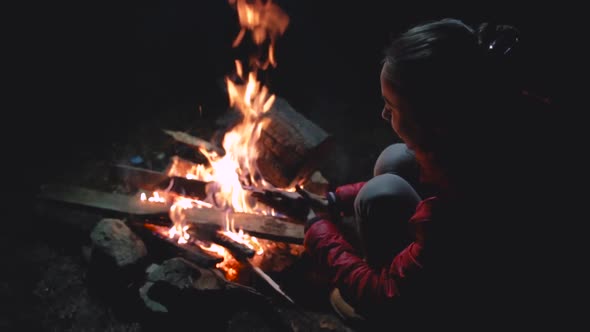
(477, 23, 520, 56)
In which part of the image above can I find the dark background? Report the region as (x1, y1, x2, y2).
(4, 1, 570, 330)
(25, 0, 564, 192)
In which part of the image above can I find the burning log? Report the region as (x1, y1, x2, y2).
(38, 183, 305, 243)
(182, 207, 304, 244)
(213, 96, 334, 189)
(38, 183, 170, 216)
(164, 155, 206, 179)
(189, 224, 256, 260)
(110, 163, 209, 198)
(136, 223, 224, 268)
(213, 231, 256, 259)
(255, 97, 334, 188)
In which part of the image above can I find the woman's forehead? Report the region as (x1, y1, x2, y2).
(380, 63, 401, 91)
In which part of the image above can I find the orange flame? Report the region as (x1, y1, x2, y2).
(167, 156, 215, 182)
(198, 241, 240, 281)
(168, 223, 190, 244)
(229, 0, 289, 69)
(143, 0, 293, 279)
(140, 191, 167, 203)
(222, 229, 264, 256)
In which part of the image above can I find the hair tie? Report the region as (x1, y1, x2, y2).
(478, 23, 520, 56)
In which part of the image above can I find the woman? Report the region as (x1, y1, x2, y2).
(258, 18, 552, 329)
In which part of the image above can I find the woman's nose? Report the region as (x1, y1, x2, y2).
(381, 108, 391, 121)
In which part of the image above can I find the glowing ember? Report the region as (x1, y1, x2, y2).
(168, 224, 190, 244)
(166, 197, 214, 244)
(222, 229, 264, 256)
(198, 242, 241, 281)
(140, 191, 167, 203)
(147, 223, 242, 281)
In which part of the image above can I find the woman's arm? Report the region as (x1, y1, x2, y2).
(331, 182, 366, 217)
(304, 219, 425, 311)
(304, 197, 436, 314)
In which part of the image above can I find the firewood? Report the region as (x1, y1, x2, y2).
(183, 207, 303, 244)
(255, 97, 333, 188)
(38, 183, 305, 243)
(210, 96, 333, 188)
(213, 232, 256, 259)
(135, 222, 223, 268)
(163, 129, 225, 156)
(185, 224, 256, 261)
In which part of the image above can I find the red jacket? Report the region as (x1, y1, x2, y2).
(304, 182, 441, 319)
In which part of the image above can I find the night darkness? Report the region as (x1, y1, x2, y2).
(7, 1, 570, 330)
(24, 0, 563, 191)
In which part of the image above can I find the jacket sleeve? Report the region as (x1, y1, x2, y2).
(332, 182, 366, 217)
(304, 198, 436, 312)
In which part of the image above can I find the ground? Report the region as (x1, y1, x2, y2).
(3, 88, 395, 331)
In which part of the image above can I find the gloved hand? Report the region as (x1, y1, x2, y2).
(249, 185, 335, 224)
(294, 185, 341, 233)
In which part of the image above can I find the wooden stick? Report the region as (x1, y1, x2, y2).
(183, 208, 304, 244)
(213, 232, 256, 259)
(38, 184, 304, 243)
(137, 222, 223, 268)
(38, 183, 172, 216)
(186, 225, 255, 260)
(163, 129, 225, 156)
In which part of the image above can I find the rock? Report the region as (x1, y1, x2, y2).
(146, 257, 226, 289)
(139, 281, 168, 313)
(90, 218, 147, 267)
(139, 257, 226, 313)
(87, 219, 149, 316)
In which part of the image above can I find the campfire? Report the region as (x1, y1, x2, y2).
(27, 1, 365, 330)
(36, 0, 333, 312)
(135, 0, 309, 282)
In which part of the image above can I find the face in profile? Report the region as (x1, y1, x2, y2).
(380, 64, 420, 151)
